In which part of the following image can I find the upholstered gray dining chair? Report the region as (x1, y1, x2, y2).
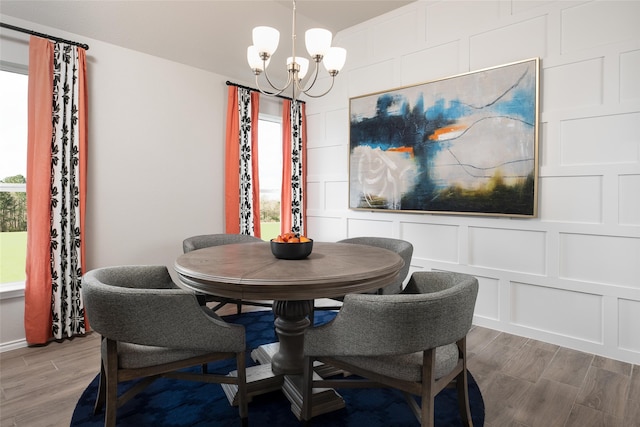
(183, 233, 271, 314)
(82, 265, 248, 427)
(313, 237, 413, 319)
(337, 237, 413, 295)
(301, 271, 479, 426)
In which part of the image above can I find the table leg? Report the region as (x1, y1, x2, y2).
(271, 299, 314, 375)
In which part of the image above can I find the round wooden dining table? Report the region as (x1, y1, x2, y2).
(174, 240, 404, 418)
(174, 241, 404, 374)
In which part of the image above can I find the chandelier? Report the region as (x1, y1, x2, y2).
(247, 0, 347, 101)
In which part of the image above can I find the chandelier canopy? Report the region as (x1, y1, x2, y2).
(247, 0, 347, 101)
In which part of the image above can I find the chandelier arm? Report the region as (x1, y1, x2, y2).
(254, 75, 283, 97)
(302, 75, 336, 98)
(259, 64, 294, 96)
(298, 60, 321, 94)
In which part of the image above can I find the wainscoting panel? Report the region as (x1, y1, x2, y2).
(469, 15, 547, 70)
(305, 113, 325, 148)
(618, 298, 640, 352)
(426, 0, 501, 46)
(510, 281, 603, 343)
(619, 174, 640, 226)
(400, 41, 460, 85)
(560, 113, 640, 165)
(475, 275, 500, 321)
(325, 181, 349, 211)
(543, 58, 603, 112)
(559, 233, 640, 288)
(620, 49, 640, 102)
(539, 176, 603, 223)
(346, 218, 394, 238)
(468, 227, 546, 275)
(560, 1, 640, 52)
(306, 216, 345, 243)
(306, 181, 324, 211)
(346, 59, 396, 98)
(325, 108, 349, 145)
(307, 145, 346, 177)
(400, 222, 459, 263)
(372, 9, 419, 59)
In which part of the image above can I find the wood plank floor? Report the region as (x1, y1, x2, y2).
(1, 306, 639, 427)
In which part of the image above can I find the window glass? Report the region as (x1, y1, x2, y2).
(0, 68, 28, 286)
(258, 116, 282, 241)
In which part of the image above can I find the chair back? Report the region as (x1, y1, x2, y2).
(183, 233, 262, 253)
(82, 265, 244, 351)
(338, 237, 413, 294)
(306, 271, 478, 357)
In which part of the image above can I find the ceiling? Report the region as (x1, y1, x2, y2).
(1, 1, 415, 82)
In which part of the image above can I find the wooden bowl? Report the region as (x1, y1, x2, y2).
(270, 239, 313, 260)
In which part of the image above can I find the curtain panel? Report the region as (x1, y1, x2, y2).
(281, 99, 307, 236)
(224, 86, 261, 237)
(25, 36, 88, 345)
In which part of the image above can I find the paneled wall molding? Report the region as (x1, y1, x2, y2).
(310, 0, 640, 364)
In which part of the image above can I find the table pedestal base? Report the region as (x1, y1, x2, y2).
(221, 342, 346, 420)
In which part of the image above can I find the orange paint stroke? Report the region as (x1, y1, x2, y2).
(428, 124, 467, 141)
(386, 146, 414, 157)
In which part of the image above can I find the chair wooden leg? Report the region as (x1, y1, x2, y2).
(456, 338, 473, 426)
(105, 339, 119, 427)
(93, 355, 106, 414)
(456, 369, 473, 426)
(236, 352, 248, 424)
(421, 349, 436, 427)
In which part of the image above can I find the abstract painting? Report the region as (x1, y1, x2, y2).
(349, 58, 539, 217)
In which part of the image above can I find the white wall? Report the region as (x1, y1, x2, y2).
(0, 15, 239, 350)
(305, 0, 640, 364)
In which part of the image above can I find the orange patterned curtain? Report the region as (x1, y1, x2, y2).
(25, 36, 88, 344)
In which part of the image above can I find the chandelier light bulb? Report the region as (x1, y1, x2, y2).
(252, 26, 280, 57)
(305, 28, 332, 59)
(323, 47, 347, 75)
(247, 46, 270, 72)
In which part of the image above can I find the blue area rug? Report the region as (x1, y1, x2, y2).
(71, 310, 484, 426)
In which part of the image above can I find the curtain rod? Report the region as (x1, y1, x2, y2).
(0, 22, 89, 50)
(226, 81, 305, 104)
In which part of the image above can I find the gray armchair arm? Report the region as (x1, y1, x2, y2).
(87, 265, 179, 290)
(402, 271, 471, 295)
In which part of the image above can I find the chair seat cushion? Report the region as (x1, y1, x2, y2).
(331, 343, 459, 382)
(102, 340, 217, 370)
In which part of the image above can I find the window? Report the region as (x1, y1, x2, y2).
(0, 67, 28, 288)
(258, 115, 282, 241)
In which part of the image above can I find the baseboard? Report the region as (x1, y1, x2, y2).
(0, 338, 28, 353)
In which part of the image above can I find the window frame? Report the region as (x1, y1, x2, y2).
(257, 113, 283, 241)
(0, 62, 28, 296)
